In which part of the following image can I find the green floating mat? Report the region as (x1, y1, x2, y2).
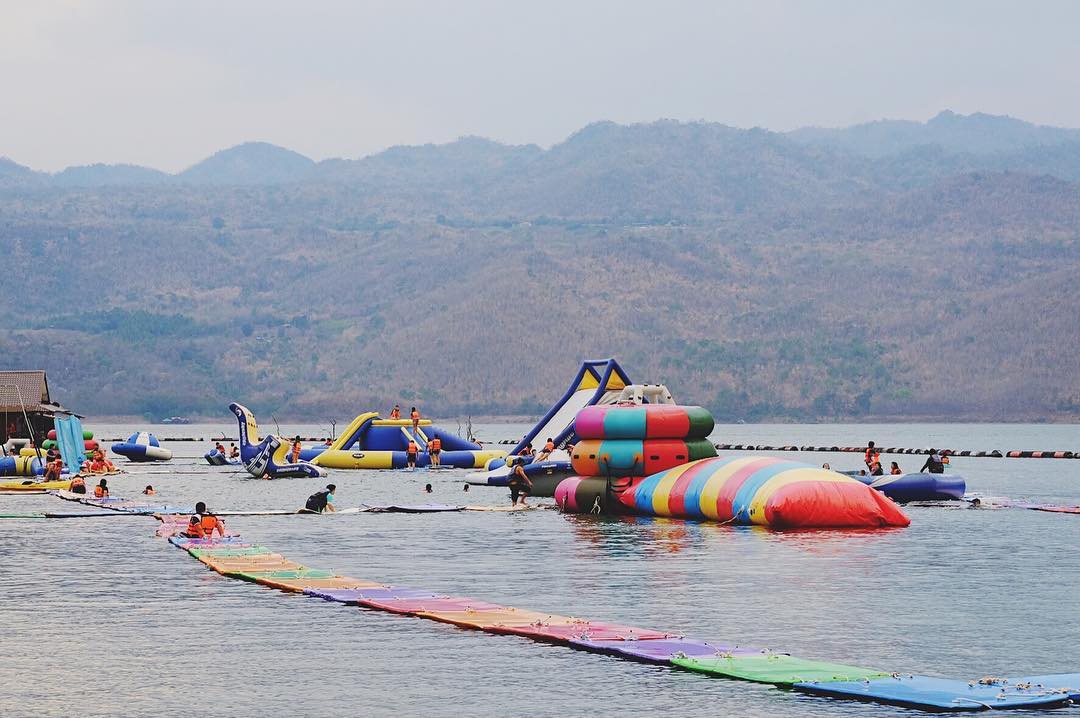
(188, 547, 274, 558)
(671, 654, 889, 685)
(0, 513, 46, 519)
(232, 569, 335, 581)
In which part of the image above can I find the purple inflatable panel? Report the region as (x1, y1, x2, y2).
(570, 637, 764, 663)
(358, 596, 505, 614)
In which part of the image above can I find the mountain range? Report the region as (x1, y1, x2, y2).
(1, 110, 1078, 422)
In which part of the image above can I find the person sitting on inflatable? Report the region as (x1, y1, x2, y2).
(94, 478, 109, 498)
(390, 405, 401, 420)
(44, 456, 64, 482)
(188, 501, 225, 538)
(890, 461, 903, 475)
(228, 443, 240, 460)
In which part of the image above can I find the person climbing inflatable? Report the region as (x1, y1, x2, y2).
(302, 485, 337, 514)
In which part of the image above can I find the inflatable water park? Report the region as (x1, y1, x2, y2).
(221, 401, 503, 478)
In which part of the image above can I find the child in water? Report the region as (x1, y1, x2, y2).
(423, 483, 433, 493)
(143, 485, 156, 496)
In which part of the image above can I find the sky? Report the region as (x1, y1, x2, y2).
(3, 0, 1079, 172)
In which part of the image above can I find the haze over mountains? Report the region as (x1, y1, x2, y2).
(2, 111, 1078, 422)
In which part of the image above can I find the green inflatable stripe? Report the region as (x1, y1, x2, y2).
(685, 406, 715, 439)
(671, 654, 889, 685)
(0, 513, 46, 519)
(189, 547, 273, 558)
(687, 438, 718, 461)
(232, 569, 335, 581)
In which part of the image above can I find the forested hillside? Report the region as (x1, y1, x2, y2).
(2, 112, 1078, 421)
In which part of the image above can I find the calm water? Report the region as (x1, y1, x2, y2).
(2, 422, 1078, 717)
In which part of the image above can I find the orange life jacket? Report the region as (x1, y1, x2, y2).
(94, 485, 108, 498)
(543, 441, 555, 452)
(390, 409, 400, 419)
(431, 438, 441, 451)
(407, 441, 418, 453)
(185, 518, 203, 538)
(890, 467, 902, 475)
(411, 410, 419, 420)
(201, 514, 223, 537)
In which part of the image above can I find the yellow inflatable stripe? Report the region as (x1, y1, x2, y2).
(696, 457, 764, 520)
(650, 463, 697, 516)
(271, 439, 292, 466)
(747, 469, 854, 525)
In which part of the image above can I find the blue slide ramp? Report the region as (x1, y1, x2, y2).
(466, 359, 631, 485)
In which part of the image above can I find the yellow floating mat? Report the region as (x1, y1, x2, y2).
(202, 557, 303, 573)
(254, 575, 384, 593)
(0, 479, 72, 491)
(416, 607, 575, 630)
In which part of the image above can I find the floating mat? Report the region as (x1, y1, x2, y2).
(232, 568, 335, 580)
(304, 586, 437, 604)
(0, 489, 47, 495)
(44, 511, 135, 518)
(794, 675, 1070, 711)
(570, 637, 763, 663)
(0, 512, 45, 518)
(188, 547, 274, 558)
(170, 536, 252, 549)
(543, 623, 674, 642)
(417, 608, 569, 630)
(0, 480, 72, 491)
(364, 504, 466, 513)
(1009, 673, 1080, 699)
(255, 576, 384, 593)
(358, 596, 505, 615)
(203, 558, 304, 573)
(671, 654, 888, 684)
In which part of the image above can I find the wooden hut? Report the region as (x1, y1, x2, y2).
(0, 370, 80, 444)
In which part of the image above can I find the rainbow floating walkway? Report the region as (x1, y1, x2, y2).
(157, 515, 1078, 712)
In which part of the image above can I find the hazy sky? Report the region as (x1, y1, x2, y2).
(4, 0, 1079, 172)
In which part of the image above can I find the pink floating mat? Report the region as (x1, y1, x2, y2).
(358, 596, 506, 615)
(490, 620, 674, 642)
(569, 637, 764, 663)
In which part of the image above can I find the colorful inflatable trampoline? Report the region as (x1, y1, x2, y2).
(619, 456, 910, 528)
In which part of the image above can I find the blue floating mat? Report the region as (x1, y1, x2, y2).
(44, 511, 137, 518)
(794, 675, 1071, 711)
(1011, 673, 1080, 699)
(304, 586, 440, 604)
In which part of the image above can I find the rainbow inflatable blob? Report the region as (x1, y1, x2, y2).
(618, 456, 910, 529)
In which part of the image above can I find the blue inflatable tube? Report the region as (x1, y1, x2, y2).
(483, 459, 573, 486)
(847, 472, 966, 502)
(204, 450, 240, 466)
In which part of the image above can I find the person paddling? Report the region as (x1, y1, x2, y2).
(303, 484, 337, 513)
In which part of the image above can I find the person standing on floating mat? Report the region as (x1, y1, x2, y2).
(428, 436, 442, 466)
(303, 484, 337, 513)
(406, 440, 419, 469)
(507, 460, 532, 507)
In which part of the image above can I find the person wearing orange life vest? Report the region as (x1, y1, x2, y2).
(864, 441, 879, 470)
(410, 407, 420, 433)
(428, 436, 442, 467)
(535, 437, 556, 462)
(290, 436, 302, 464)
(389, 405, 401, 420)
(405, 439, 419, 469)
(889, 462, 903, 475)
(94, 478, 109, 498)
(190, 501, 225, 539)
(183, 515, 204, 538)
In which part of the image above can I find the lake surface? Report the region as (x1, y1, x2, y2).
(2, 422, 1078, 717)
